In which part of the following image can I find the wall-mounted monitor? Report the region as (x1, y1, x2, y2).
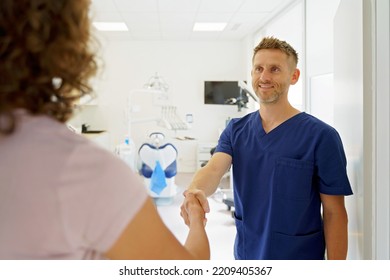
(204, 81, 248, 105)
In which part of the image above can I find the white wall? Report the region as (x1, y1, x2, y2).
(306, 0, 366, 260)
(374, 0, 390, 259)
(71, 39, 249, 157)
(333, 0, 364, 260)
(306, 0, 340, 125)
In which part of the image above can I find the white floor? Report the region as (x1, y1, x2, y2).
(156, 173, 236, 260)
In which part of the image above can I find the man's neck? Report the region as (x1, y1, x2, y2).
(259, 101, 300, 133)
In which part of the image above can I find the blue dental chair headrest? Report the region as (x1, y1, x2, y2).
(138, 142, 177, 179)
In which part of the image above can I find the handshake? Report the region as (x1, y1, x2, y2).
(180, 189, 210, 228)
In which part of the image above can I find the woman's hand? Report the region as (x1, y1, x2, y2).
(180, 190, 209, 227)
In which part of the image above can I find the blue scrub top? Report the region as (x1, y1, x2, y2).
(215, 111, 353, 260)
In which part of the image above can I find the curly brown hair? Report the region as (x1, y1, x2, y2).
(0, 0, 98, 134)
(252, 36, 299, 67)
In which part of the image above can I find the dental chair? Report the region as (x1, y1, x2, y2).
(138, 132, 178, 205)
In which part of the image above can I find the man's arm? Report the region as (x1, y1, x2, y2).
(320, 194, 349, 259)
(180, 152, 232, 225)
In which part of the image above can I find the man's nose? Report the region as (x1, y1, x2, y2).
(259, 70, 271, 82)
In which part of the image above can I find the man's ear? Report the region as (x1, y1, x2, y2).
(290, 68, 300, 85)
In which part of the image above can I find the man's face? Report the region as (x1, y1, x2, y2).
(251, 49, 299, 104)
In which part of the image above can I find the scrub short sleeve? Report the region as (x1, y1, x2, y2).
(215, 120, 234, 156)
(316, 129, 353, 196)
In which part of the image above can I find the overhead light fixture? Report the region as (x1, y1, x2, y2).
(92, 22, 129, 31)
(193, 22, 227, 32)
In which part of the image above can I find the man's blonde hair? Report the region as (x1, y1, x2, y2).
(252, 37, 298, 67)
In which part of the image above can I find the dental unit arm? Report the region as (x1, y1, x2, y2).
(236, 81, 258, 112)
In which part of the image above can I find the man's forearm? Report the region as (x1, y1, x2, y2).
(188, 166, 222, 197)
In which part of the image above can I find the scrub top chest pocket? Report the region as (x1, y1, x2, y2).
(274, 157, 314, 201)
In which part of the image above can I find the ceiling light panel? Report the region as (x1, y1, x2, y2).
(193, 22, 227, 31)
(93, 22, 129, 31)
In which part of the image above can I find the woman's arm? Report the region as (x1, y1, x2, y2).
(105, 195, 209, 260)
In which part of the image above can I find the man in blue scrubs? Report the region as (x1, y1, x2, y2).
(180, 37, 353, 260)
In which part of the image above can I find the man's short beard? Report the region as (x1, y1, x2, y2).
(259, 92, 282, 104)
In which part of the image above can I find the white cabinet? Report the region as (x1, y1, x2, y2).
(171, 139, 198, 173)
(197, 142, 217, 170)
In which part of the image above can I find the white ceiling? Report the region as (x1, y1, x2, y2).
(91, 0, 297, 41)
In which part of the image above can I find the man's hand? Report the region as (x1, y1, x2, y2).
(180, 189, 210, 227)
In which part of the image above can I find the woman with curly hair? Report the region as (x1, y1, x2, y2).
(0, 0, 209, 260)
